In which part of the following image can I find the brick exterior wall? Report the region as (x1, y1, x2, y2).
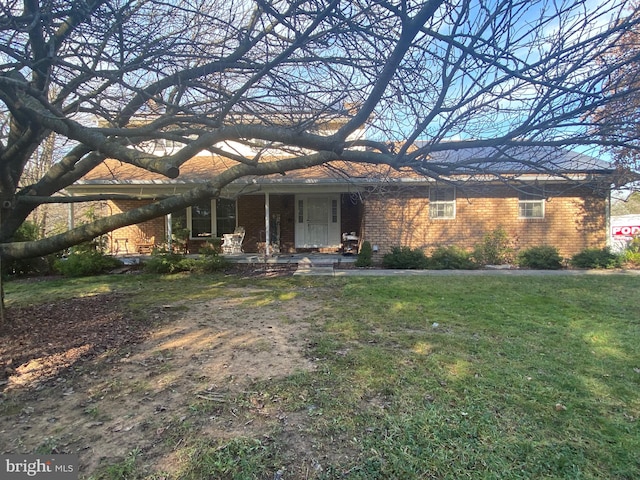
(108, 200, 166, 254)
(361, 185, 607, 259)
(105, 186, 607, 259)
(238, 195, 297, 253)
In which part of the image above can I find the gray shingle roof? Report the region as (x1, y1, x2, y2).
(415, 145, 613, 175)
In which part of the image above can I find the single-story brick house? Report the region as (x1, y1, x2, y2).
(67, 146, 615, 259)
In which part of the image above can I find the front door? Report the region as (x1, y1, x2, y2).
(295, 195, 341, 248)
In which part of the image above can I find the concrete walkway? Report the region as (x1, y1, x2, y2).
(232, 254, 638, 277)
(294, 266, 640, 276)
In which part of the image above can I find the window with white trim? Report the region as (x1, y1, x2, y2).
(518, 188, 544, 219)
(190, 200, 213, 237)
(429, 187, 456, 219)
(173, 199, 237, 238)
(215, 198, 237, 235)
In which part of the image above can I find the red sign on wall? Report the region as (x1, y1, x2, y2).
(612, 225, 640, 237)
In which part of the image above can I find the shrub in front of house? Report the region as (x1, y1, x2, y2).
(3, 220, 56, 277)
(516, 245, 564, 269)
(355, 241, 373, 267)
(382, 246, 429, 269)
(427, 246, 478, 269)
(569, 248, 622, 269)
(472, 226, 515, 265)
(621, 235, 640, 267)
(194, 254, 231, 273)
(144, 248, 229, 274)
(143, 250, 196, 274)
(54, 250, 123, 277)
(622, 250, 640, 267)
(199, 237, 222, 256)
(193, 238, 229, 272)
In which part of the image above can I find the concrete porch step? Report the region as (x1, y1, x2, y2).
(294, 257, 336, 275)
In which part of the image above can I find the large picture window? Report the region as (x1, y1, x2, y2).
(191, 200, 213, 237)
(172, 199, 237, 238)
(216, 198, 237, 235)
(518, 188, 544, 219)
(429, 187, 456, 219)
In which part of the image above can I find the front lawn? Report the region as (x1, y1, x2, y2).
(1, 273, 638, 479)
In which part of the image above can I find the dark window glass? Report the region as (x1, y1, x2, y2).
(216, 198, 236, 235)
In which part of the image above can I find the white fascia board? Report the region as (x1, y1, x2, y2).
(66, 172, 601, 196)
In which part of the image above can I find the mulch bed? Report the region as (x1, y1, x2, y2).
(0, 294, 149, 389)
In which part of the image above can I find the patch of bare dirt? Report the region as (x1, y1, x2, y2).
(1, 294, 148, 389)
(0, 276, 327, 478)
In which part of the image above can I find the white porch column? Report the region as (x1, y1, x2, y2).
(68, 202, 74, 230)
(264, 192, 271, 257)
(166, 213, 172, 251)
(264, 192, 270, 256)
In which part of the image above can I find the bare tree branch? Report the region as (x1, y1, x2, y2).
(1, 0, 639, 259)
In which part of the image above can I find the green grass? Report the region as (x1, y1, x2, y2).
(306, 276, 640, 479)
(4, 273, 640, 479)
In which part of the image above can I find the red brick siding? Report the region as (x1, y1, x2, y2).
(362, 186, 607, 259)
(237, 195, 298, 253)
(108, 200, 166, 253)
(106, 186, 607, 259)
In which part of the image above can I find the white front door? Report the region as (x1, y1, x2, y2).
(295, 195, 341, 248)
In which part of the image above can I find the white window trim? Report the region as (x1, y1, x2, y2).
(186, 199, 237, 238)
(518, 199, 545, 219)
(429, 187, 456, 219)
(518, 190, 545, 219)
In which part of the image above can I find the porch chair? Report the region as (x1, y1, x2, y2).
(136, 235, 155, 254)
(113, 237, 130, 255)
(222, 226, 245, 254)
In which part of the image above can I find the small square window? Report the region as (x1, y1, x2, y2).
(429, 188, 456, 219)
(518, 188, 544, 219)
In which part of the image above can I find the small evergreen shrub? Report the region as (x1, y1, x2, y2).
(570, 248, 622, 269)
(199, 238, 222, 256)
(171, 223, 191, 253)
(621, 235, 640, 267)
(382, 246, 428, 269)
(428, 246, 478, 270)
(194, 255, 230, 273)
(3, 221, 56, 276)
(622, 250, 640, 267)
(472, 226, 515, 265)
(143, 251, 194, 274)
(54, 250, 123, 277)
(144, 248, 229, 274)
(517, 245, 563, 270)
(193, 238, 228, 272)
(355, 241, 373, 267)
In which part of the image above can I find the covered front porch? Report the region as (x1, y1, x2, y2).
(173, 191, 364, 256)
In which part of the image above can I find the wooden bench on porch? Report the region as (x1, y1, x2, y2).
(135, 235, 155, 254)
